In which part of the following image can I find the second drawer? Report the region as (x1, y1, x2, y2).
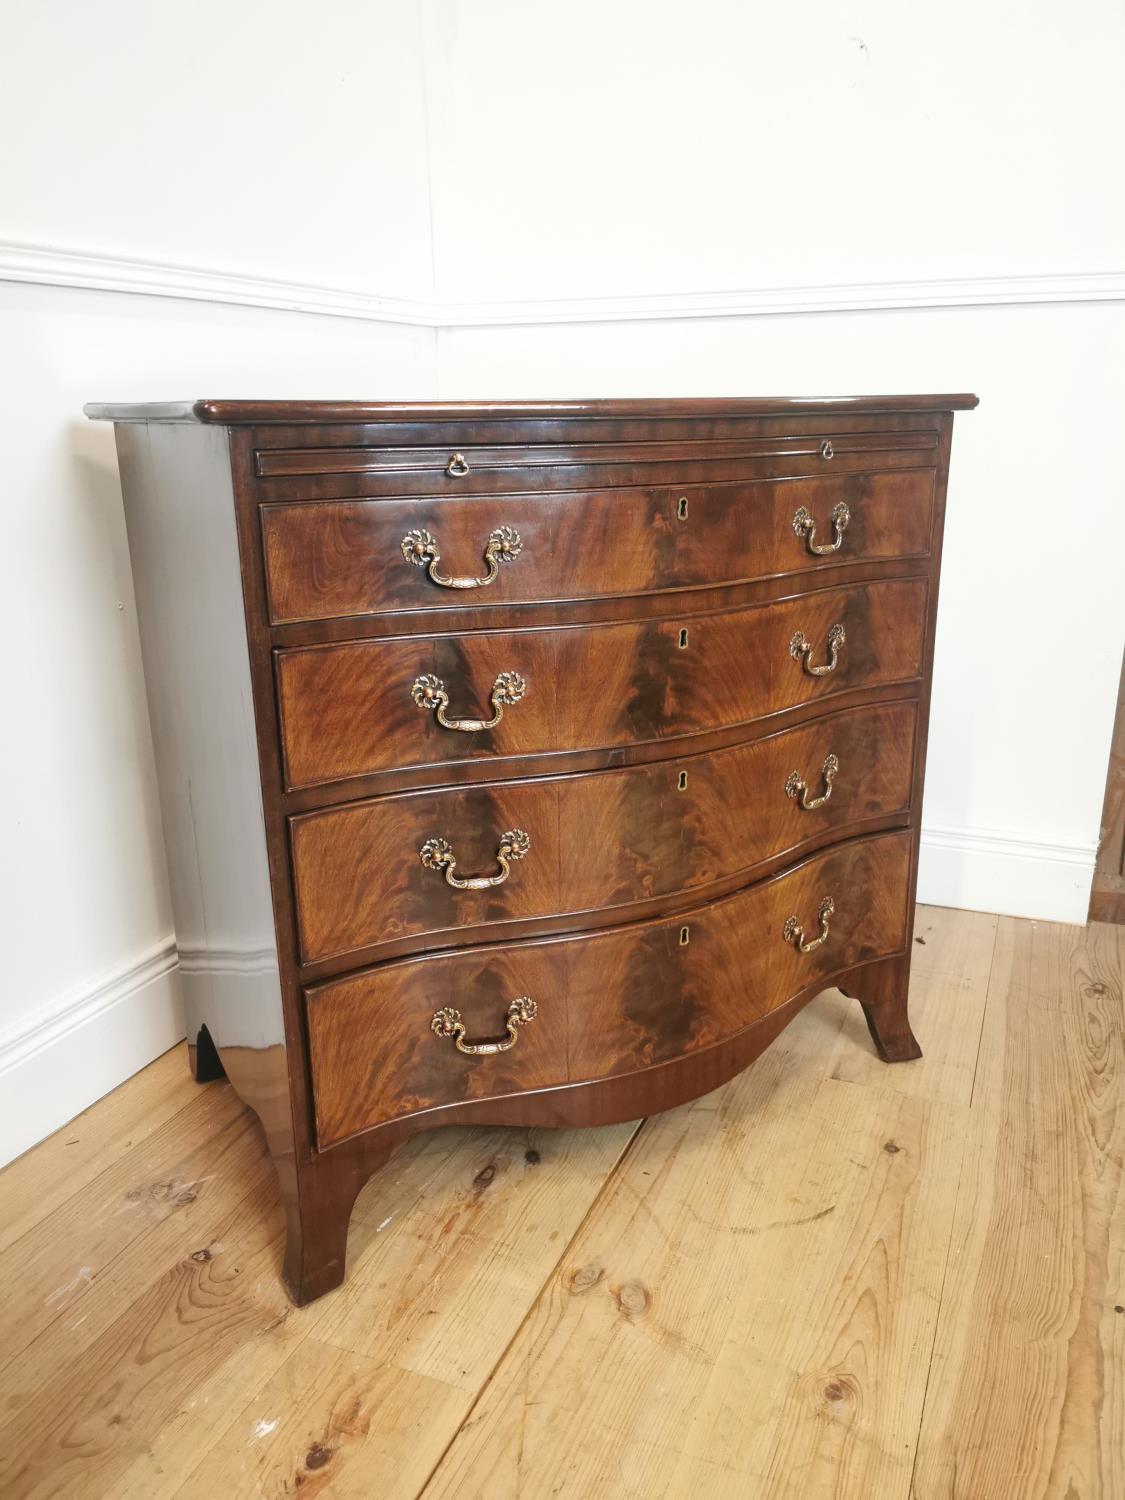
(276, 577, 927, 790)
(291, 700, 917, 964)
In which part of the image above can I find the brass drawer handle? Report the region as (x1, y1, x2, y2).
(785, 753, 839, 811)
(420, 828, 531, 888)
(793, 501, 849, 555)
(783, 896, 835, 954)
(431, 996, 537, 1055)
(819, 440, 835, 461)
(790, 623, 846, 677)
(446, 451, 471, 477)
(401, 525, 522, 590)
(411, 670, 526, 732)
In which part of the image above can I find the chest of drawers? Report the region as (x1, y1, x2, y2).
(87, 394, 977, 1304)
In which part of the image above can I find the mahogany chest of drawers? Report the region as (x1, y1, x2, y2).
(87, 394, 977, 1304)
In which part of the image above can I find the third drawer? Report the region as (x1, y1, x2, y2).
(291, 699, 918, 964)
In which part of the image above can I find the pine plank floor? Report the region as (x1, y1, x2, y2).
(1, 905, 1121, 1499)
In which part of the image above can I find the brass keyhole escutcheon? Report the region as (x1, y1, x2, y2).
(677, 496, 689, 520)
(679, 926, 691, 946)
(677, 770, 688, 791)
(678, 628, 689, 649)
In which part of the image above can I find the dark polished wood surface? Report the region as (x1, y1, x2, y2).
(276, 578, 927, 789)
(85, 394, 981, 424)
(307, 830, 912, 1147)
(291, 701, 917, 965)
(262, 468, 935, 624)
(90, 394, 974, 1305)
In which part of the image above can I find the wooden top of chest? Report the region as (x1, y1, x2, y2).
(84, 394, 980, 425)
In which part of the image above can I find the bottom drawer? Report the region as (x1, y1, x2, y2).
(307, 830, 913, 1147)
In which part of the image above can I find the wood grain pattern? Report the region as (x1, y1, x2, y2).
(290, 700, 918, 964)
(912, 916, 1125, 1499)
(88, 396, 969, 1309)
(0, 1045, 199, 1258)
(261, 468, 935, 623)
(255, 429, 937, 479)
(420, 1021, 966, 1500)
(277, 578, 927, 790)
(306, 832, 913, 1147)
(5, 907, 1120, 1498)
(0, 1043, 638, 1500)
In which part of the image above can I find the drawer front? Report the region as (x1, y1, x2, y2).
(256, 429, 938, 486)
(261, 468, 935, 624)
(306, 830, 912, 1147)
(291, 701, 918, 964)
(276, 578, 927, 790)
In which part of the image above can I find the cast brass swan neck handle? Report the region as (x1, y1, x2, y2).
(785, 753, 839, 811)
(790, 623, 846, 677)
(431, 996, 538, 1055)
(792, 501, 849, 555)
(411, 670, 526, 732)
(782, 897, 835, 954)
(401, 525, 522, 590)
(420, 829, 531, 889)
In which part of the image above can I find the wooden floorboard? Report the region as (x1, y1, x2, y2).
(0, 906, 1120, 1499)
(911, 916, 1124, 1500)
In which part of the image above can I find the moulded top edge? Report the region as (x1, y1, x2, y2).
(83, 394, 981, 424)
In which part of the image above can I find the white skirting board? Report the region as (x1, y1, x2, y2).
(0, 939, 183, 1168)
(918, 824, 1097, 926)
(0, 821, 1099, 1169)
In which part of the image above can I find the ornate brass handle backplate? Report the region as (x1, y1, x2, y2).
(431, 996, 538, 1055)
(790, 623, 846, 677)
(792, 501, 849, 556)
(420, 829, 531, 889)
(782, 896, 835, 954)
(411, 670, 526, 732)
(401, 525, 522, 590)
(785, 753, 839, 811)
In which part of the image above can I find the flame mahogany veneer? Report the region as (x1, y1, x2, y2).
(88, 394, 976, 1305)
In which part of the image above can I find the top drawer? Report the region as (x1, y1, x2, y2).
(260, 467, 936, 625)
(255, 429, 938, 485)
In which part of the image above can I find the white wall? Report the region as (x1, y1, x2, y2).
(1, 1, 435, 302)
(423, 0, 1125, 304)
(1, 0, 1122, 1163)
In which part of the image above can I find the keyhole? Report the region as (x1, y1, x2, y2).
(677, 770, 688, 791)
(677, 496, 689, 520)
(678, 628, 689, 649)
(679, 926, 691, 946)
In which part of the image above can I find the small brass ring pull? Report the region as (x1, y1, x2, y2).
(819, 439, 835, 461)
(446, 451, 471, 477)
(785, 753, 839, 811)
(792, 501, 850, 556)
(400, 525, 522, 590)
(411, 670, 527, 732)
(782, 896, 835, 954)
(431, 996, 538, 1055)
(790, 623, 846, 677)
(420, 828, 531, 889)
